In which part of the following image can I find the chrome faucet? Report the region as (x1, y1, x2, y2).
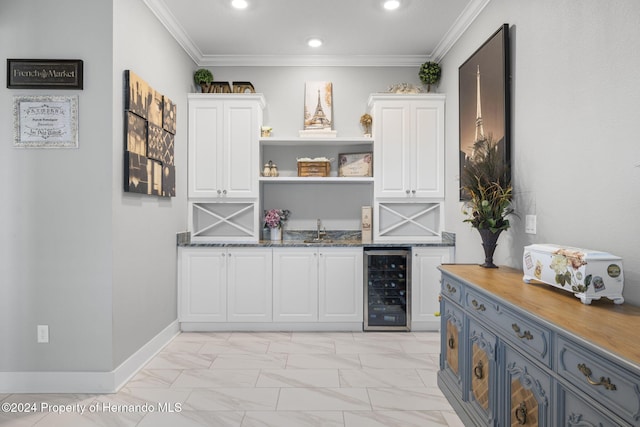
(316, 219, 327, 240)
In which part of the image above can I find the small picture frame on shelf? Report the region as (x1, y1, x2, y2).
(338, 152, 372, 177)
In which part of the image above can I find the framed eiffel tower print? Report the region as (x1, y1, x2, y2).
(301, 81, 337, 137)
(458, 24, 511, 200)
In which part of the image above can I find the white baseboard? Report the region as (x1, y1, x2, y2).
(0, 320, 179, 394)
(180, 322, 364, 332)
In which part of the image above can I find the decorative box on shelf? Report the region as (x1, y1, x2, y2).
(522, 244, 624, 305)
(297, 160, 330, 177)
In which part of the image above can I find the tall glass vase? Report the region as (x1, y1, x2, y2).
(477, 228, 502, 268)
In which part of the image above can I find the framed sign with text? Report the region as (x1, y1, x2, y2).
(13, 95, 79, 148)
(7, 59, 83, 89)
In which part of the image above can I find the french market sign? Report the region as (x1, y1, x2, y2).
(7, 59, 83, 89)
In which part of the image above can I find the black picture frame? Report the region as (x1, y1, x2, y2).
(459, 24, 511, 200)
(7, 59, 83, 89)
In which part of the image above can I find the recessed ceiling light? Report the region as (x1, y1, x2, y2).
(307, 38, 323, 48)
(383, 0, 400, 10)
(231, 0, 248, 9)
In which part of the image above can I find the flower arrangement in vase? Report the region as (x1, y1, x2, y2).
(461, 135, 513, 268)
(263, 209, 290, 241)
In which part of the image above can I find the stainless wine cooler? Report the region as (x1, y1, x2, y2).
(364, 248, 411, 331)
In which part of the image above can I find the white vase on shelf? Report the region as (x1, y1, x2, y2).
(269, 227, 282, 241)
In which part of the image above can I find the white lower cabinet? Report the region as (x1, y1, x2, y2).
(318, 248, 363, 323)
(272, 248, 318, 322)
(411, 247, 454, 330)
(226, 248, 273, 322)
(179, 247, 227, 322)
(179, 247, 272, 324)
(272, 247, 363, 324)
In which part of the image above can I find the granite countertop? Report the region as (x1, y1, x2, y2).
(178, 231, 455, 248)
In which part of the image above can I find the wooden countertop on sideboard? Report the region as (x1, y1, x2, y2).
(439, 264, 640, 367)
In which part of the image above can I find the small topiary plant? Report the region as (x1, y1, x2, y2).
(418, 61, 441, 92)
(193, 68, 213, 92)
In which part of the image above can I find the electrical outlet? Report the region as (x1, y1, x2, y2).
(525, 215, 537, 234)
(37, 325, 49, 343)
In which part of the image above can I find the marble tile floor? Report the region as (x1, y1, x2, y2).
(0, 331, 464, 427)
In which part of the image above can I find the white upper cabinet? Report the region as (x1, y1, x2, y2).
(369, 94, 445, 199)
(188, 94, 265, 199)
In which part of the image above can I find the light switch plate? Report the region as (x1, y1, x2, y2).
(525, 215, 537, 234)
(37, 325, 49, 343)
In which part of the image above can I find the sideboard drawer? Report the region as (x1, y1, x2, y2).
(558, 384, 629, 427)
(441, 275, 463, 305)
(465, 288, 551, 367)
(557, 336, 640, 425)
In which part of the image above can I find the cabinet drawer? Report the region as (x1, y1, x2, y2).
(441, 275, 463, 305)
(558, 384, 629, 427)
(504, 345, 552, 426)
(465, 288, 551, 367)
(557, 336, 640, 425)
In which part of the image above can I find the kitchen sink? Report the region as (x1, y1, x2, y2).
(303, 239, 334, 244)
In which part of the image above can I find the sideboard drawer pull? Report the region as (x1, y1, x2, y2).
(515, 402, 527, 425)
(471, 299, 486, 312)
(446, 283, 457, 293)
(448, 335, 455, 349)
(512, 323, 534, 340)
(473, 360, 484, 379)
(577, 363, 617, 391)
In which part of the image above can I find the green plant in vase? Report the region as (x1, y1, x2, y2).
(418, 61, 441, 92)
(461, 135, 513, 268)
(193, 68, 213, 93)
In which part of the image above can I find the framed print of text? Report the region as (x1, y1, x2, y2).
(13, 95, 79, 148)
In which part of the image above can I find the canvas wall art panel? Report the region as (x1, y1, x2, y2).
(163, 96, 176, 134)
(126, 111, 147, 156)
(124, 70, 151, 120)
(125, 151, 149, 194)
(304, 81, 333, 130)
(147, 122, 163, 162)
(459, 24, 511, 200)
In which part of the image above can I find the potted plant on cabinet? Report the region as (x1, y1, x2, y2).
(193, 68, 214, 93)
(461, 136, 513, 268)
(418, 61, 441, 92)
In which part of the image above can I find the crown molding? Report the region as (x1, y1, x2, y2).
(144, 0, 490, 67)
(196, 54, 432, 67)
(431, 0, 491, 62)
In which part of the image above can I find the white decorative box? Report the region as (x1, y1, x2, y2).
(522, 244, 624, 305)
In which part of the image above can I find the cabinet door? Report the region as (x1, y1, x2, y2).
(226, 248, 272, 322)
(223, 100, 260, 198)
(411, 247, 453, 329)
(318, 248, 363, 322)
(273, 248, 318, 322)
(412, 99, 444, 198)
(373, 102, 411, 198)
(188, 100, 223, 198)
(179, 248, 227, 322)
(503, 344, 551, 426)
(467, 319, 498, 426)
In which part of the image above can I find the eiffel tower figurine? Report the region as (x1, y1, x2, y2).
(306, 90, 332, 129)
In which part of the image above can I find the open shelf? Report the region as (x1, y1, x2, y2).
(260, 137, 372, 146)
(260, 176, 373, 183)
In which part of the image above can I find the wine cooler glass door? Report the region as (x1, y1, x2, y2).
(364, 249, 411, 331)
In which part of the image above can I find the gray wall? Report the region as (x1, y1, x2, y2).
(0, 0, 114, 372)
(0, 0, 190, 374)
(112, 0, 191, 368)
(439, 0, 640, 305)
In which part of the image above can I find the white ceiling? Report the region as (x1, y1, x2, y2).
(143, 0, 490, 67)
